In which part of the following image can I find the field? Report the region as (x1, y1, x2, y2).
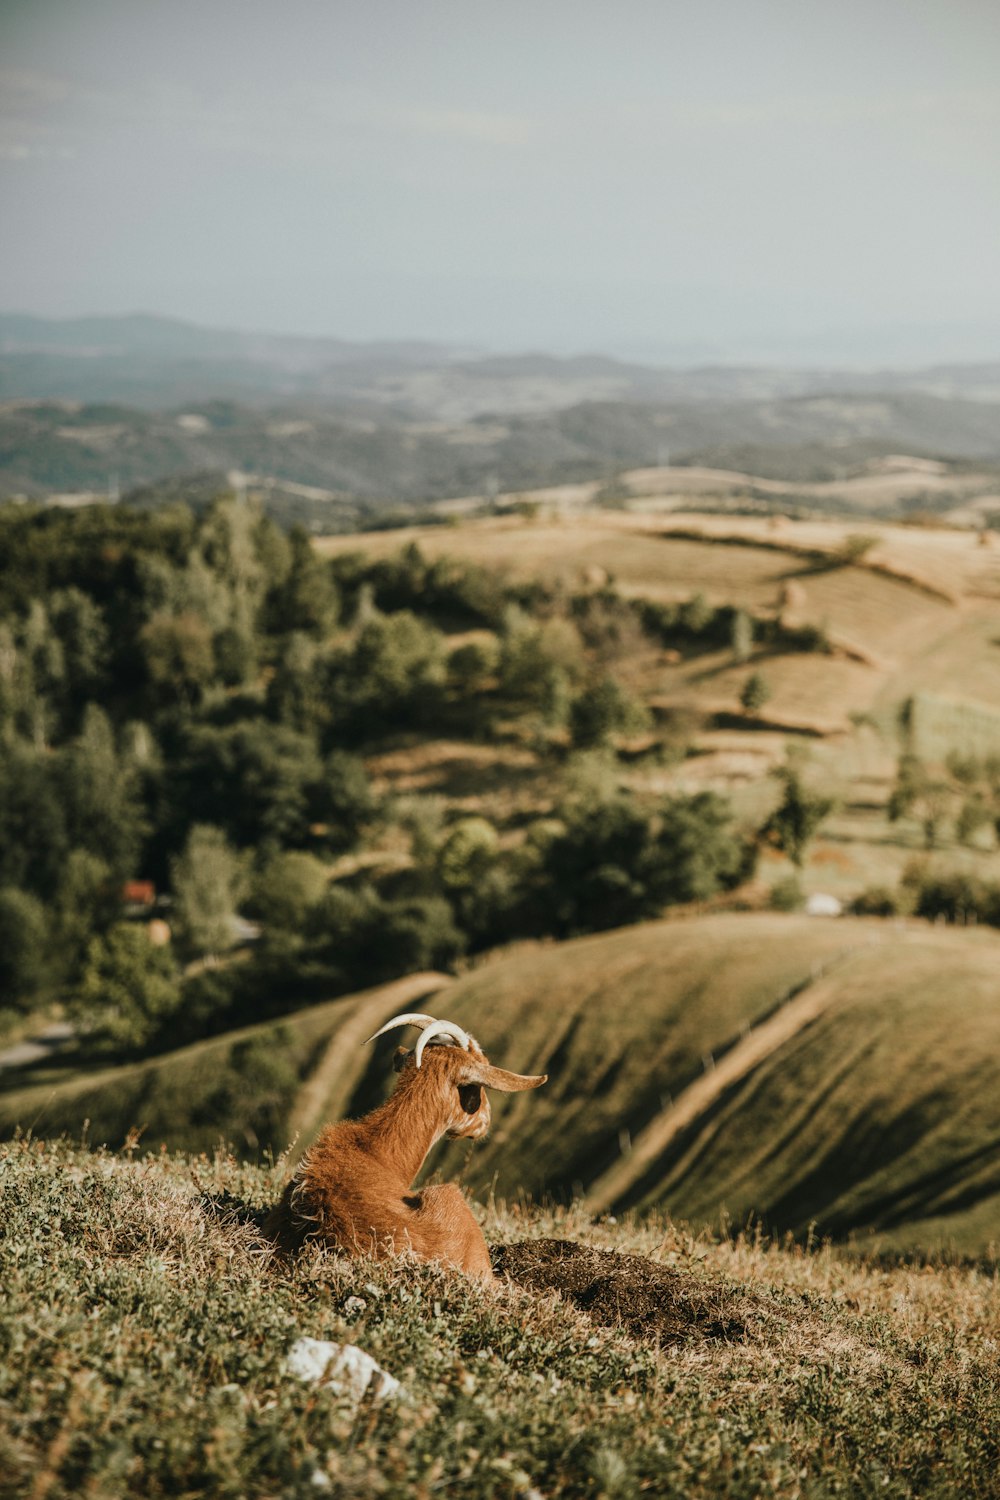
(1, 1137, 998, 1498)
(5, 914, 1000, 1259)
(317, 497, 1000, 908)
(316, 504, 1000, 734)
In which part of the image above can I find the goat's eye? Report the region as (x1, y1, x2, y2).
(458, 1084, 482, 1115)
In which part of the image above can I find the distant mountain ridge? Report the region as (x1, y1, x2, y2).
(3, 313, 1000, 520)
(4, 311, 1000, 415)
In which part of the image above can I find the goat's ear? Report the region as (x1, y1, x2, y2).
(392, 1046, 412, 1073)
(476, 1063, 548, 1093)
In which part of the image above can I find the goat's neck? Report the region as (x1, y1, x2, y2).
(361, 1086, 447, 1185)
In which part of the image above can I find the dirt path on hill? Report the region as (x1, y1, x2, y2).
(583, 948, 867, 1216)
(284, 971, 450, 1163)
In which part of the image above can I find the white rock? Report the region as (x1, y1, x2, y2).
(285, 1337, 400, 1405)
(805, 892, 843, 918)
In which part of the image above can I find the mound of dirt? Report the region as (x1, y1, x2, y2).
(492, 1238, 749, 1346)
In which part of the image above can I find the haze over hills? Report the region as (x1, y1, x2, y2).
(3, 313, 1000, 517)
(4, 311, 1000, 414)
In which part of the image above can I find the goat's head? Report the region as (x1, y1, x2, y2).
(366, 1012, 547, 1142)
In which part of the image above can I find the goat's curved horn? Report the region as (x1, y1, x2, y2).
(364, 1012, 438, 1045)
(415, 1019, 472, 1068)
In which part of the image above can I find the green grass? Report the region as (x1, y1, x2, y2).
(5, 915, 1000, 1257)
(1, 1138, 998, 1498)
(431, 915, 1000, 1256)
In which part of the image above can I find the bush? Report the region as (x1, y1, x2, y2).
(325, 609, 448, 739)
(769, 876, 805, 912)
(839, 533, 879, 565)
(447, 637, 499, 695)
(740, 672, 771, 716)
(912, 872, 1000, 926)
(849, 885, 903, 918)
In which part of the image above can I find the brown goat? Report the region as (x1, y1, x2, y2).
(265, 1013, 546, 1280)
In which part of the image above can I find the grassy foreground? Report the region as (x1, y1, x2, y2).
(1, 1139, 999, 1498)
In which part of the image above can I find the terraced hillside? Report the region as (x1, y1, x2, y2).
(317, 506, 1000, 737)
(5, 914, 999, 1256)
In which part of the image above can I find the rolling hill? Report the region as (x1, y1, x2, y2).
(4, 389, 1000, 515)
(4, 914, 999, 1256)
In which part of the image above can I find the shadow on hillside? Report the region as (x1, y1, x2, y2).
(492, 1238, 756, 1347)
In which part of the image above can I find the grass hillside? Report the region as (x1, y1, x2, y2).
(1, 1138, 998, 1499)
(434, 915, 1000, 1258)
(5, 914, 1000, 1257)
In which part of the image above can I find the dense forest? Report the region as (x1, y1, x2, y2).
(0, 497, 782, 1060)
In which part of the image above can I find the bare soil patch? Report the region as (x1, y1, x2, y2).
(492, 1237, 752, 1346)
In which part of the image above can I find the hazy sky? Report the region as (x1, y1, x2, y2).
(2, 0, 999, 360)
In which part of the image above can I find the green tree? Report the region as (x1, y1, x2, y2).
(436, 817, 500, 894)
(447, 638, 499, 696)
(0, 740, 68, 897)
(740, 672, 771, 716)
(59, 705, 144, 882)
(139, 610, 216, 706)
(838, 533, 879, 565)
(0, 887, 50, 1008)
(267, 632, 325, 732)
(317, 749, 376, 849)
(497, 608, 581, 722)
(653, 791, 752, 903)
(49, 587, 110, 718)
(213, 613, 258, 687)
(248, 851, 328, 933)
(524, 788, 748, 937)
(173, 721, 350, 849)
(761, 758, 835, 867)
(888, 752, 958, 850)
(52, 848, 115, 984)
(74, 924, 181, 1055)
(327, 609, 447, 737)
(730, 609, 753, 664)
(268, 526, 339, 636)
(170, 825, 244, 958)
(569, 676, 650, 750)
(681, 592, 714, 635)
(310, 883, 464, 984)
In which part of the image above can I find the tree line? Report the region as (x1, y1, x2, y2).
(1, 500, 839, 1059)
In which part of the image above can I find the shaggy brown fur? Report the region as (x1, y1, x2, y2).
(265, 1038, 546, 1280)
